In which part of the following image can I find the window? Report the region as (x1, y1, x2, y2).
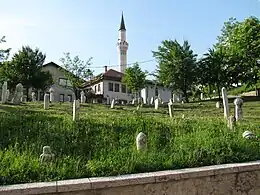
(98, 84, 101, 92)
(121, 84, 126, 93)
(59, 94, 64, 102)
(67, 80, 72, 87)
(59, 78, 67, 86)
(108, 83, 113, 91)
(115, 83, 120, 92)
(94, 85, 97, 93)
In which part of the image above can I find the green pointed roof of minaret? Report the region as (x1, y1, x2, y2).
(119, 12, 126, 31)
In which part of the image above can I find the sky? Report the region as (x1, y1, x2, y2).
(1, 0, 260, 77)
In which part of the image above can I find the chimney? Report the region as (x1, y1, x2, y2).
(104, 66, 108, 73)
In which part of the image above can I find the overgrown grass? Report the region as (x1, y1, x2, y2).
(0, 101, 259, 185)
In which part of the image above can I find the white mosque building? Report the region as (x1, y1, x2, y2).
(84, 13, 172, 104)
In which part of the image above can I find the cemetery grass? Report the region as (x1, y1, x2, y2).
(0, 101, 260, 185)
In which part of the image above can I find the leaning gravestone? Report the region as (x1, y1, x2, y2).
(221, 87, 229, 119)
(31, 92, 36, 102)
(242, 131, 257, 139)
(234, 97, 243, 121)
(12, 83, 23, 104)
(216, 101, 222, 108)
(40, 146, 55, 163)
(44, 94, 50, 110)
(150, 97, 154, 105)
(136, 132, 147, 151)
(154, 98, 159, 110)
(1, 81, 7, 104)
(6, 89, 10, 102)
(49, 87, 55, 102)
(111, 99, 115, 109)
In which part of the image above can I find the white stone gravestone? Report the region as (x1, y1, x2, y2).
(168, 101, 173, 118)
(111, 99, 115, 109)
(150, 97, 154, 105)
(200, 93, 203, 100)
(1, 81, 7, 103)
(136, 132, 147, 151)
(242, 131, 257, 139)
(216, 101, 221, 108)
(40, 146, 55, 163)
(80, 91, 85, 103)
(72, 100, 80, 121)
(49, 87, 55, 102)
(12, 83, 23, 104)
(31, 92, 36, 102)
(234, 97, 243, 121)
(6, 89, 9, 101)
(221, 87, 229, 119)
(44, 94, 50, 110)
(154, 98, 159, 110)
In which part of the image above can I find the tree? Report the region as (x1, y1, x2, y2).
(216, 17, 260, 94)
(152, 39, 197, 102)
(0, 36, 11, 63)
(197, 47, 229, 100)
(60, 52, 93, 98)
(122, 62, 147, 99)
(0, 46, 53, 98)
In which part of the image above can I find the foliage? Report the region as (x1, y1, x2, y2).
(0, 36, 11, 63)
(197, 47, 229, 100)
(122, 62, 147, 95)
(0, 46, 53, 95)
(0, 101, 259, 185)
(216, 16, 260, 90)
(152, 40, 197, 102)
(59, 53, 93, 96)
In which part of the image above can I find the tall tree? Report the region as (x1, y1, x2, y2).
(216, 16, 260, 94)
(198, 47, 229, 100)
(0, 46, 53, 98)
(152, 40, 197, 102)
(59, 52, 93, 98)
(0, 36, 11, 63)
(122, 62, 147, 99)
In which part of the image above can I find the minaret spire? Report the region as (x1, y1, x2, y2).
(119, 12, 126, 31)
(117, 12, 128, 73)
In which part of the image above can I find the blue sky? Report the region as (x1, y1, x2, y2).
(1, 0, 260, 76)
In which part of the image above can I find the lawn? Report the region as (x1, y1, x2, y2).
(0, 100, 259, 185)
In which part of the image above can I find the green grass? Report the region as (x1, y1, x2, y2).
(0, 101, 259, 185)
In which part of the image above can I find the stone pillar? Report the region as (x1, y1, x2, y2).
(234, 97, 243, 121)
(44, 94, 50, 110)
(49, 87, 55, 103)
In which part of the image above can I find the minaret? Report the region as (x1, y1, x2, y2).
(117, 12, 129, 73)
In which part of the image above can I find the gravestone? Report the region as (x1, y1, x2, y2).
(216, 101, 222, 108)
(49, 87, 55, 102)
(31, 92, 36, 102)
(6, 89, 9, 101)
(40, 146, 55, 163)
(72, 93, 76, 102)
(172, 94, 176, 103)
(154, 98, 159, 110)
(73, 100, 80, 121)
(234, 97, 243, 121)
(242, 131, 257, 139)
(168, 101, 173, 117)
(106, 96, 110, 104)
(136, 132, 147, 151)
(221, 87, 229, 119)
(12, 83, 23, 104)
(200, 93, 203, 100)
(80, 91, 85, 103)
(1, 81, 7, 103)
(150, 97, 154, 105)
(111, 99, 115, 109)
(131, 99, 135, 105)
(44, 94, 50, 110)
(227, 115, 235, 130)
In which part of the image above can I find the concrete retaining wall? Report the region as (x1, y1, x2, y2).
(1, 161, 260, 195)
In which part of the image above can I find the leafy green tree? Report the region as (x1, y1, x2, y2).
(122, 62, 147, 99)
(216, 16, 260, 94)
(59, 52, 93, 98)
(152, 39, 197, 102)
(0, 36, 11, 63)
(0, 46, 53, 98)
(198, 47, 229, 100)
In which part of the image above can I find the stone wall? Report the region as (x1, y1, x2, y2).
(1, 161, 260, 195)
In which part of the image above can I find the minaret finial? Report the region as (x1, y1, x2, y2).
(119, 12, 126, 31)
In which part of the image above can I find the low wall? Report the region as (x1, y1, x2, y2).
(1, 161, 260, 195)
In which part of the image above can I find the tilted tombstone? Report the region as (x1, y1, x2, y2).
(44, 94, 50, 110)
(12, 83, 23, 105)
(234, 97, 243, 121)
(136, 132, 147, 151)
